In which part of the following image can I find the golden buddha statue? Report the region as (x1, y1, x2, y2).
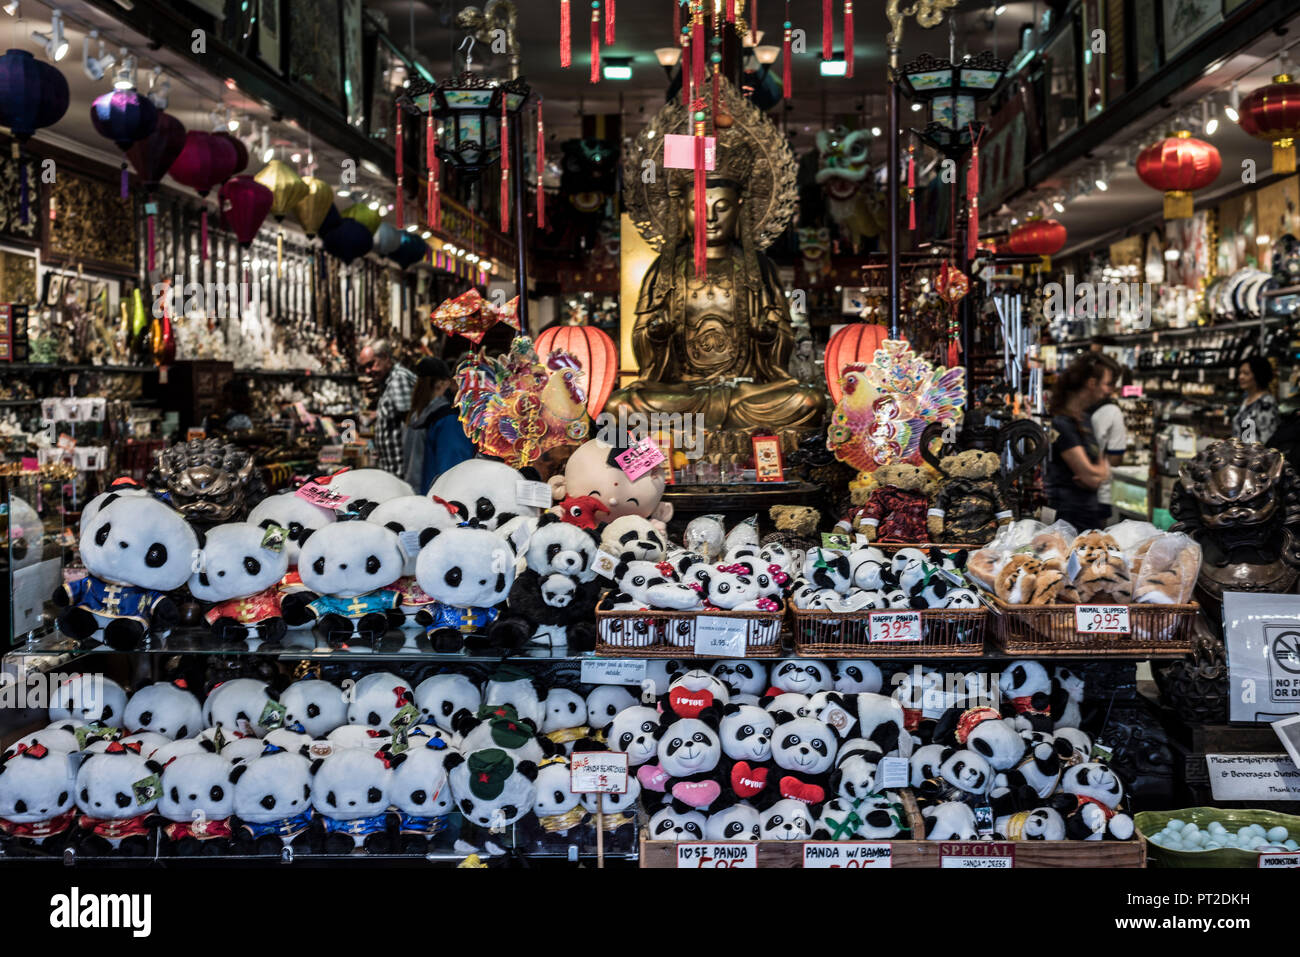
(608, 79, 825, 445)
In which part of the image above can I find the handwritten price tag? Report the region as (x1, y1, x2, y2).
(676, 842, 757, 868)
(802, 842, 893, 868)
(868, 610, 922, 643)
(1074, 604, 1131, 634)
(294, 481, 353, 511)
(615, 438, 667, 482)
(693, 615, 747, 658)
(570, 751, 629, 794)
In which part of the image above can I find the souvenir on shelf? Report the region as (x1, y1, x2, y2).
(430, 288, 522, 345)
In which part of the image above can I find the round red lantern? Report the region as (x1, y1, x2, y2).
(1135, 131, 1222, 220)
(824, 322, 889, 404)
(219, 175, 273, 248)
(535, 324, 618, 419)
(1006, 219, 1067, 256)
(1238, 73, 1300, 175)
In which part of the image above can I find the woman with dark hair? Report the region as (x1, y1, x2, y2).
(1234, 355, 1279, 445)
(402, 356, 474, 493)
(1046, 354, 1113, 530)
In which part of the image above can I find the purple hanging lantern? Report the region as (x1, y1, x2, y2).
(0, 50, 69, 223)
(90, 89, 158, 199)
(127, 112, 186, 272)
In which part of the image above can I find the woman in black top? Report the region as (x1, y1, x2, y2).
(1233, 355, 1279, 445)
(1046, 354, 1113, 531)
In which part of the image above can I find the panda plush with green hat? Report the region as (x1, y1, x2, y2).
(446, 747, 538, 857)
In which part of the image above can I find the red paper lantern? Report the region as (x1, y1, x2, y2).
(824, 322, 888, 404)
(1135, 131, 1222, 220)
(219, 175, 272, 248)
(1006, 219, 1067, 256)
(535, 323, 618, 419)
(1238, 73, 1300, 175)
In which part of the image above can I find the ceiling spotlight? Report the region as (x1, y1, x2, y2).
(421, 230, 432, 239)
(820, 58, 848, 77)
(1203, 100, 1219, 136)
(226, 111, 240, 132)
(911, 101, 922, 112)
(1225, 82, 1240, 123)
(1163, 248, 1180, 262)
(338, 188, 350, 198)
(367, 199, 379, 210)
(112, 53, 137, 90)
(259, 127, 273, 163)
(34, 9, 69, 62)
(3, 1, 18, 15)
(290, 152, 302, 163)
(1094, 164, 1109, 191)
(82, 31, 115, 82)
(1053, 199, 1066, 213)
(995, 3, 1007, 13)
(405, 223, 418, 232)
(871, 125, 882, 136)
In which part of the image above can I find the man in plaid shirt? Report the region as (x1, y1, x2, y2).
(360, 339, 418, 476)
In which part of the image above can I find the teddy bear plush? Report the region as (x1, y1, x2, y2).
(837, 463, 936, 543)
(763, 505, 820, 559)
(928, 450, 1014, 545)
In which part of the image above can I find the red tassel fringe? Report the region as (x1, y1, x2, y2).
(844, 1, 854, 78)
(561, 0, 571, 67)
(536, 100, 546, 230)
(674, 0, 681, 40)
(692, 16, 704, 95)
(823, 0, 832, 61)
(727, 0, 735, 23)
(395, 105, 404, 230)
(750, 0, 758, 45)
(967, 132, 981, 260)
(591, 4, 601, 82)
(693, 106, 707, 279)
(427, 94, 441, 231)
(907, 143, 916, 230)
(783, 5, 792, 99)
(606, 0, 615, 44)
(500, 95, 511, 234)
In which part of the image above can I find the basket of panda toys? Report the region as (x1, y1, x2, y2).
(787, 545, 987, 658)
(594, 598, 786, 657)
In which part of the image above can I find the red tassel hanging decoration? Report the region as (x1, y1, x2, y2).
(500, 94, 511, 234)
(674, 0, 681, 38)
(606, 0, 615, 44)
(782, 4, 792, 99)
(427, 93, 441, 231)
(844, 1, 854, 78)
(683, 24, 692, 105)
(907, 141, 916, 230)
(561, 0, 572, 67)
(726, 0, 735, 23)
(822, 0, 832, 61)
(536, 100, 546, 230)
(966, 129, 981, 262)
(395, 105, 404, 230)
(691, 4, 704, 97)
(591, 2, 601, 83)
(750, 0, 758, 45)
(692, 97, 707, 279)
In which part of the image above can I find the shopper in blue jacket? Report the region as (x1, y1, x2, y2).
(403, 357, 475, 494)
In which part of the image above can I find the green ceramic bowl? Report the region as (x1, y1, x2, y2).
(1136, 807, 1300, 868)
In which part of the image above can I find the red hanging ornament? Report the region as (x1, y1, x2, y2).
(711, 67, 720, 127)
(692, 6, 704, 96)
(750, 0, 758, 45)
(426, 93, 441, 231)
(907, 141, 916, 230)
(536, 100, 546, 230)
(591, 2, 601, 83)
(395, 105, 404, 230)
(1135, 131, 1222, 219)
(823, 0, 833, 61)
(844, 1, 854, 78)
(692, 96, 707, 279)
(783, 4, 793, 99)
(674, 0, 681, 38)
(500, 94, 511, 234)
(605, 0, 615, 44)
(966, 127, 981, 261)
(561, 0, 572, 67)
(727, 0, 735, 23)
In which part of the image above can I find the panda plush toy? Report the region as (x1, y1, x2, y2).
(188, 522, 292, 647)
(922, 801, 978, 840)
(202, 678, 280, 737)
(696, 562, 778, 612)
(286, 521, 406, 647)
(483, 668, 545, 728)
(229, 744, 315, 854)
(428, 459, 541, 530)
(832, 660, 883, 694)
(365, 495, 460, 627)
(310, 747, 397, 853)
(1049, 762, 1135, 840)
(767, 659, 833, 696)
(415, 673, 482, 733)
(650, 699, 725, 813)
(760, 798, 816, 840)
(414, 524, 518, 653)
(528, 756, 588, 843)
(446, 747, 539, 856)
(54, 491, 198, 650)
(718, 703, 776, 806)
(495, 514, 603, 651)
(585, 686, 637, 737)
(390, 737, 459, 853)
(647, 800, 706, 841)
(769, 713, 838, 807)
(248, 490, 336, 566)
(539, 688, 588, 753)
(931, 706, 1027, 773)
(828, 739, 882, 803)
(157, 752, 236, 855)
(317, 468, 414, 520)
(455, 704, 548, 765)
(571, 740, 641, 848)
(607, 705, 661, 767)
(49, 674, 128, 726)
(123, 681, 203, 741)
(3, 725, 81, 763)
(73, 743, 164, 855)
(999, 659, 1055, 731)
(598, 515, 668, 562)
(0, 746, 80, 851)
(996, 805, 1067, 841)
(279, 679, 348, 739)
(346, 671, 417, 732)
(711, 661, 768, 703)
(915, 747, 996, 808)
(705, 798, 761, 841)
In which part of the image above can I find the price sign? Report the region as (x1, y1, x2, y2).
(802, 843, 893, 868)
(294, 481, 352, 511)
(868, 610, 922, 643)
(939, 842, 1015, 868)
(676, 842, 757, 868)
(580, 659, 647, 686)
(1259, 851, 1300, 868)
(694, 615, 747, 657)
(570, 751, 628, 794)
(1121, 384, 1144, 398)
(319, 445, 344, 465)
(1075, 604, 1131, 634)
(515, 480, 554, 509)
(615, 437, 666, 481)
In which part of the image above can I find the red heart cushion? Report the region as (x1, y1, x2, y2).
(668, 687, 714, 719)
(731, 762, 769, 799)
(779, 776, 824, 805)
(671, 779, 721, 808)
(637, 762, 668, 792)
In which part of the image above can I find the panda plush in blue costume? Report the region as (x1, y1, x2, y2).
(414, 524, 518, 653)
(286, 522, 406, 648)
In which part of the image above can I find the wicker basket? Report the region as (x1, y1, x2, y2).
(593, 598, 785, 657)
(990, 596, 1198, 656)
(790, 605, 987, 657)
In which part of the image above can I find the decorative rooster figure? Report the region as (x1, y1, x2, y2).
(454, 336, 590, 468)
(827, 338, 965, 473)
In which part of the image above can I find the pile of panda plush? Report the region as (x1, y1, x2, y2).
(0, 666, 657, 858)
(600, 657, 1135, 844)
(790, 544, 983, 613)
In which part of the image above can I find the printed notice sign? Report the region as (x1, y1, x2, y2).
(1222, 592, 1300, 723)
(1205, 753, 1300, 800)
(580, 659, 647, 686)
(939, 842, 1015, 868)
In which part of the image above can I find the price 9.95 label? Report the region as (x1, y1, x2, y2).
(1074, 604, 1131, 635)
(868, 610, 922, 643)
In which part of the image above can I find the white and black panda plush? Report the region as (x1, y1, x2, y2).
(123, 681, 203, 741)
(697, 562, 777, 612)
(890, 547, 928, 578)
(718, 704, 775, 764)
(49, 674, 128, 727)
(540, 688, 589, 753)
(455, 704, 547, 765)
(229, 745, 315, 854)
(414, 525, 519, 653)
(758, 540, 799, 577)
(599, 515, 668, 562)
(248, 490, 336, 568)
(346, 671, 416, 731)
(833, 660, 882, 694)
(829, 741, 882, 802)
(909, 743, 949, 787)
(483, 670, 545, 729)
(403, 724, 459, 751)
(760, 798, 815, 840)
(1051, 762, 1134, 840)
(1054, 726, 1092, 765)
(390, 738, 457, 853)
(932, 706, 1025, 772)
(648, 800, 706, 841)
(710, 661, 768, 701)
(769, 714, 837, 806)
(0, 747, 80, 850)
(326, 725, 393, 752)
(607, 705, 660, 767)
(922, 801, 978, 840)
(667, 669, 731, 709)
(428, 459, 540, 530)
(54, 492, 197, 650)
(610, 559, 701, 611)
(801, 548, 852, 594)
(310, 746, 396, 853)
(768, 659, 833, 696)
(762, 692, 812, 720)
(883, 588, 912, 609)
(943, 588, 982, 609)
(203, 678, 278, 737)
(891, 668, 941, 743)
(705, 799, 760, 841)
(89, 731, 166, 759)
(3, 725, 81, 763)
(586, 685, 637, 734)
(1052, 665, 1086, 729)
(264, 726, 315, 753)
(157, 752, 235, 855)
(529, 756, 588, 841)
(188, 522, 291, 647)
(917, 747, 995, 806)
(288, 521, 406, 648)
(319, 468, 414, 520)
(996, 805, 1067, 841)
(445, 747, 539, 855)
(415, 673, 482, 733)
(279, 679, 348, 739)
(365, 495, 460, 625)
(497, 514, 603, 650)
(847, 545, 894, 591)
(1000, 731, 1073, 799)
(999, 659, 1054, 731)
(847, 692, 911, 758)
(816, 794, 907, 841)
(643, 659, 690, 698)
(73, 743, 164, 855)
(655, 706, 724, 812)
(151, 739, 207, 767)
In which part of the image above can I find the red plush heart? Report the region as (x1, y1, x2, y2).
(779, 776, 824, 805)
(637, 762, 668, 792)
(671, 779, 721, 808)
(669, 687, 714, 719)
(730, 762, 769, 798)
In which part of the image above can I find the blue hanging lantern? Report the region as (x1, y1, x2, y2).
(90, 89, 158, 198)
(322, 218, 373, 265)
(373, 222, 402, 257)
(390, 232, 429, 269)
(0, 49, 68, 223)
(317, 203, 343, 237)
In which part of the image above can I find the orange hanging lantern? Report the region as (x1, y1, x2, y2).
(824, 322, 888, 404)
(1135, 131, 1221, 220)
(534, 323, 618, 419)
(1238, 74, 1300, 175)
